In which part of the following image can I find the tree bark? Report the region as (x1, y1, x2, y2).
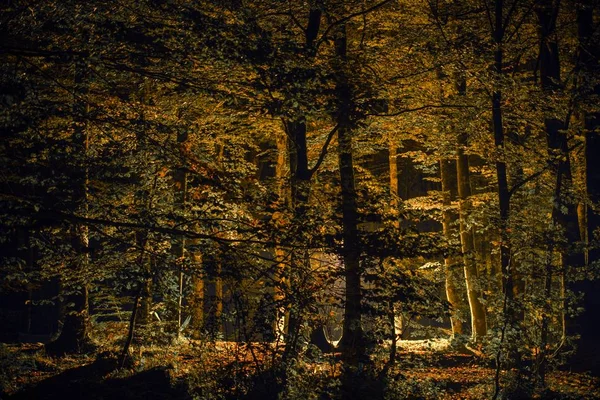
(570, 3, 600, 374)
(440, 159, 467, 337)
(281, 118, 312, 360)
(456, 144, 487, 341)
(535, 0, 585, 381)
(274, 132, 288, 342)
(281, 6, 322, 360)
(389, 141, 400, 225)
(491, 2, 519, 396)
(334, 23, 365, 374)
(189, 250, 204, 336)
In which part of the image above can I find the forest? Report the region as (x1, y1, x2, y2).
(1, 0, 600, 399)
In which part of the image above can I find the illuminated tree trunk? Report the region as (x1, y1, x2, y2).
(453, 72, 485, 341)
(440, 158, 467, 337)
(172, 138, 187, 332)
(188, 249, 204, 335)
(274, 132, 288, 342)
(389, 142, 400, 224)
(456, 141, 487, 341)
(214, 260, 223, 332)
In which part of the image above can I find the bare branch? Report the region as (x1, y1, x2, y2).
(309, 124, 339, 177)
(316, 0, 395, 49)
(366, 104, 474, 117)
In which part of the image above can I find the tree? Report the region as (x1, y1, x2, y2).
(440, 158, 468, 337)
(570, 0, 600, 375)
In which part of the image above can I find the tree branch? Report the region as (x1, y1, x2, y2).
(365, 104, 474, 117)
(316, 0, 395, 49)
(308, 124, 339, 177)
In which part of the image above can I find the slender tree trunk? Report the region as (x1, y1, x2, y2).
(387, 142, 401, 361)
(536, 0, 585, 382)
(334, 23, 365, 378)
(282, 118, 312, 360)
(280, 6, 322, 362)
(173, 130, 204, 336)
(492, 1, 513, 309)
(189, 250, 204, 336)
(389, 142, 400, 225)
(274, 132, 288, 342)
(120, 235, 150, 368)
(440, 159, 467, 337)
(214, 261, 223, 333)
(491, 1, 518, 396)
(456, 144, 487, 341)
(173, 131, 187, 333)
(453, 71, 486, 341)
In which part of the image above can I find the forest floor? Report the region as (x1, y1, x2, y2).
(1, 334, 599, 399)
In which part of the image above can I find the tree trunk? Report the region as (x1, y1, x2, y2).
(334, 23, 365, 376)
(491, 2, 519, 396)
(456, 144, 487, 341)
(440, 159, 467, 337)
(571, 4, 600, 374)
(389, 141, 400, 226)
(173, 129, 188, 333)
(535, 0, 585, 381)
(280, 6, 322, 361)
(274, 132, 288, 342)
(189, 250, 204, 336)
(46, 53, 91, 356)
(282, 118, 312, 360)
(453, 71, 486, 341)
